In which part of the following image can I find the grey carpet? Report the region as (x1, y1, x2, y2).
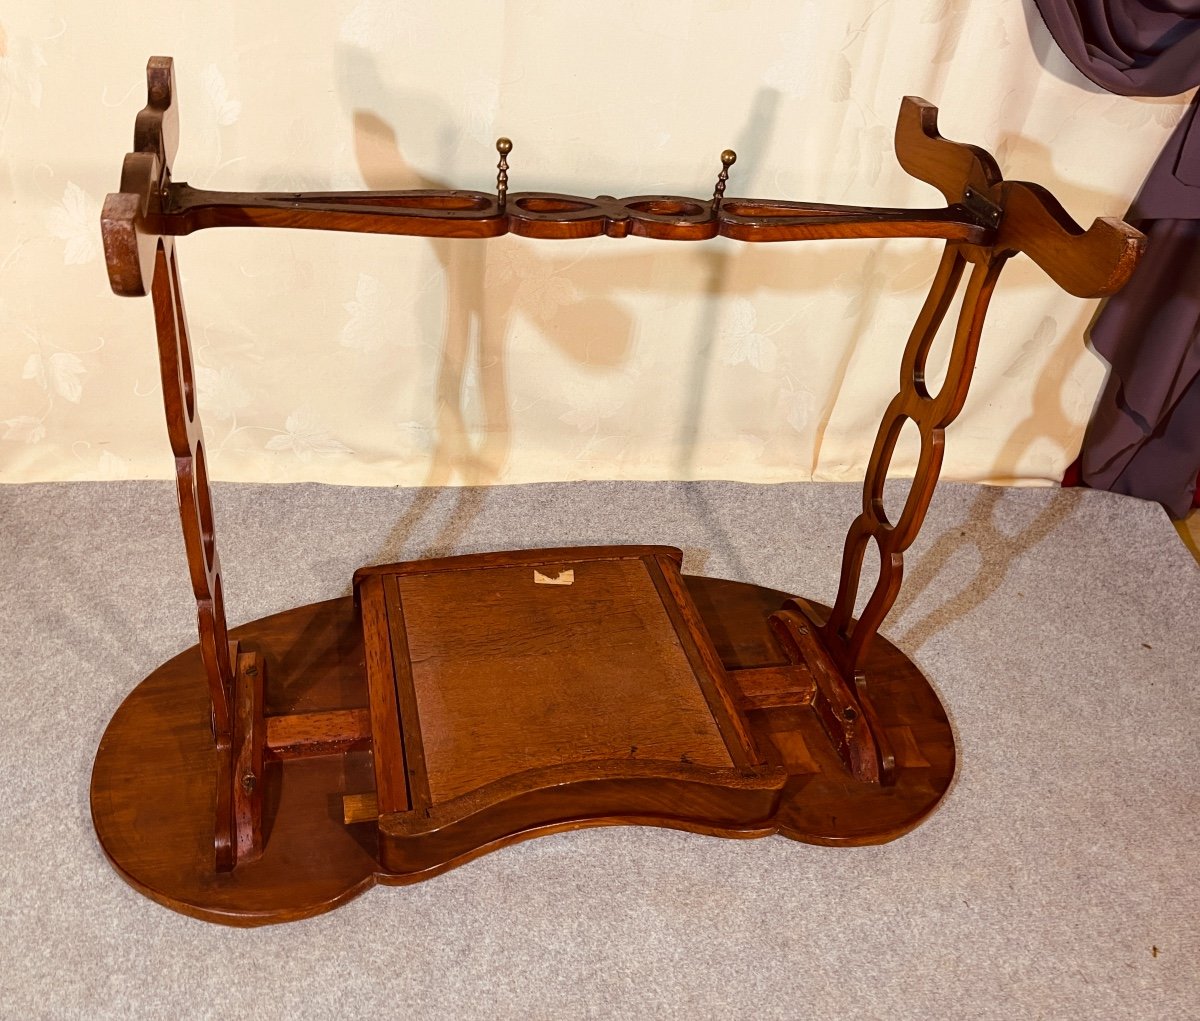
(0, 479, 1196, 1020)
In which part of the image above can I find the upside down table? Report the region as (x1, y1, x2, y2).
(92, 57, 1143, 925)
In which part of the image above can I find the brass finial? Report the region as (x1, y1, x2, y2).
(713, 148, 737, 210)
(496, 137, 512, 211)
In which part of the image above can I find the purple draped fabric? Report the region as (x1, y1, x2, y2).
(1032, 1, 1200, 516)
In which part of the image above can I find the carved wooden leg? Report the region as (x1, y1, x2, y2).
(777, 243, 1008, 784)
(150, 239, 249, 870)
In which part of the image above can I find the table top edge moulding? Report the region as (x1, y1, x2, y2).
(91, 56, 1144, 926)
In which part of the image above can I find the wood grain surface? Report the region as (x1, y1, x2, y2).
(91, 58, 1141, 925)
(92, 577, 956, 925)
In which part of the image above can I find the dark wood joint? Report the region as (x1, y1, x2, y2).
(769, 607, 888, 786)
(89, 59, 1145, 921)
(961, 186, 1002, 230)
(230, 647, 266, 868)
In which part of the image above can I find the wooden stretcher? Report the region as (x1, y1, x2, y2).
(92, 57, 1142, 925)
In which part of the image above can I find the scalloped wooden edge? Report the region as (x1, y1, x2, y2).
(895, 95, 1144, 298)
(101, 152, 159, 297)
(996, 181, 1143, 298)
(894, 95, 1003, 205)
(101, 65, 1142, 305)
(102, 57, 176, 297)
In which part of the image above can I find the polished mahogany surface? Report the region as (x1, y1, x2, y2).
(91, 57, 1142, 924)
(92, 576, 953, 925)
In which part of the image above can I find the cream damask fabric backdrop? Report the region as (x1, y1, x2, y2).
(0, 3, 1191, 488)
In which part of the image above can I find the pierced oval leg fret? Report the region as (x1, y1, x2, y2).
(93, 60, 1145, 922)
(822, 246, 1008, 677)
(150, 240, 234, 739)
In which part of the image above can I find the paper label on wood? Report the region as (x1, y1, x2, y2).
(533, 569, 574, 586)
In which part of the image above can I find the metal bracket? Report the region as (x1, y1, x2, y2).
(962, 185, 1002, 229)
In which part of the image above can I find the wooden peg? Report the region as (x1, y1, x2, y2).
(496, 137, 512, 212)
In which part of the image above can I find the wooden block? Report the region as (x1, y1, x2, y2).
(343, 792, 379, 825)
(384, 549, 743, 803)
(265, 708, 371, 758)
(231, 647, 265, 866)
(352, 547, 787, 875)
(728, 665, 816, 710)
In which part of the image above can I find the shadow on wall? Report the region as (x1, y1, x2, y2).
(333, 48, 1016, 572)
(982, 136, 1127, 484)
(987, 292, 1100, 484)
(339, 47, 638, 492)
(336, 46, 637, 562)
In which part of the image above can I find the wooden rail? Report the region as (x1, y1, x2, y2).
(100, 56, 1144, 863)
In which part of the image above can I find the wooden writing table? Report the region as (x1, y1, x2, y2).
(92, 57, 1143, 925)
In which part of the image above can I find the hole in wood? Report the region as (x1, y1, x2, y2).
(212, 571, 226, 647)
(316, 193, 492, 211)
(851, 531, 883, 625)
(194, 441, 216, 573)
(878, 416, 924, 528)
(722, 201, 842, 218)
(917, 276, 969, 402)
(627, 199, 705, 217)
(169, 252, 197, 424)
(515, 196, 594, 214)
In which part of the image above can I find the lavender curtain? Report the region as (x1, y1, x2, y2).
(1032, 1, 1200, 517)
